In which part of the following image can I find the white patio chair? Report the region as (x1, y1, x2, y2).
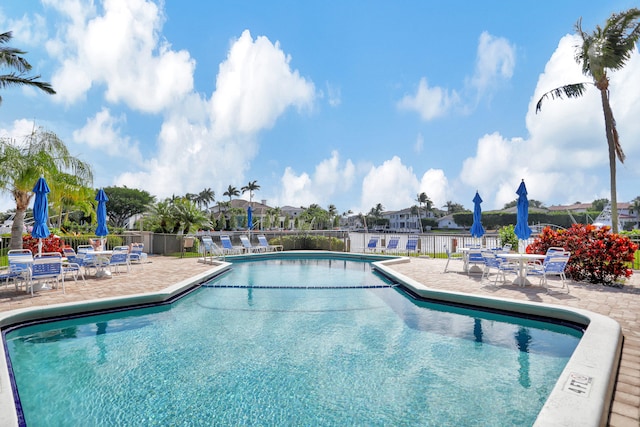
(30, 252, 64, 296)
(444, 245, 464, 273)
(481, 251, 518, 285)
(8, 249, 34, 293)
(108, 246, 131, 274)
(527, 251, 571, 293)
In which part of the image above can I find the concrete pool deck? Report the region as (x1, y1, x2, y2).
(0, 255, 638, 426)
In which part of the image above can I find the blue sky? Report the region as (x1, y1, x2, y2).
(2, 0, 640, 215)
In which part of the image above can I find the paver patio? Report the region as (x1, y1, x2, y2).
(0, 255, 638, 426)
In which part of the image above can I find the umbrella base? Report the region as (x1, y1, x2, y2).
(95, 270, 112, 278)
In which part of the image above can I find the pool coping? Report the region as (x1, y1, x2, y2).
(374, 257, 622, 427)
(0, 252, 622, 427)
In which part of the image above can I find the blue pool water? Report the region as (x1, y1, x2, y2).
(5, 258, 581, 426)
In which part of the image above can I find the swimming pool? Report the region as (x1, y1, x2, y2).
(0, 252, 622, 426)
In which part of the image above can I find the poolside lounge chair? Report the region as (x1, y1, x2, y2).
(366, 236, 379, 252)
(406, 235, 419, 254)
(201, 236, 225, 262)
(381, 236, 400, 254)
(239, 235, 262, 253)
(220, 235, 243, 255)
(257, 235, 283, 252)
(128, 243, 148, 266)
(30, 252, 64, 296)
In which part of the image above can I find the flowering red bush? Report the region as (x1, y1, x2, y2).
(527, 224, 637, 285)
(21, 234, 64, 255)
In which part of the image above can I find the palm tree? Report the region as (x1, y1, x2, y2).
(195, 188, 215, 210)
(0, 127, 93, 249)
(47, 172, 95, 228)
(241, 180, 260, 206)
(223, 185, 240, 203)
(536, 8, 640, 233)
(171, 198, 210, 234)
(0, 31, 56, 104)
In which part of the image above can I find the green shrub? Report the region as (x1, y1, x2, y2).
(527, 224, 638, 285)
(271, 235, 345, 251)
(498, 225, 518, 249)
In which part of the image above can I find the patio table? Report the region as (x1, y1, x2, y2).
(497, 253, 546, 286)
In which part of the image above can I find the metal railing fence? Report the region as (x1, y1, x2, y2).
(2, 231, 640, 269)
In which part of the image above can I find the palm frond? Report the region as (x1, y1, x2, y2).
(0, 73, 56, 94)
(535, 83, 590, 113)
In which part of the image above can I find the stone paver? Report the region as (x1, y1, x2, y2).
(0, 255, 638, 426)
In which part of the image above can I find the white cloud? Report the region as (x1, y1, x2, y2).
(210, 30, 315, 138)
(0, 118, 39, 139)
(468, 31, 516, 95)
(1, 12, 47, 46)
(116, 31, 316, 199)
(458, 34, 640, 209)
(72, 107, 142, 161)
(360, 156, 419, 212)
(45, 0, 195, 112)
(418, 169, 449, 209)
(277, 151, 355, 207)
(397, 78, 459, 120)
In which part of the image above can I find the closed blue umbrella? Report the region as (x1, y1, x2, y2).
(470, 191, 485, 238)
(31, 176, 50, 255)
(95, 188, 109, 241)
(514, 180, 532, 246)
(247, 206, 253, 231)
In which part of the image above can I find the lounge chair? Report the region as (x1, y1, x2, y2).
(30, 252, 64, 296)
(201, 236, 224, 262)
(220, 235, 243, 255)
(406, 235, 419, 254)
(257, 235, 283, 252)
(239, 235, 262, 253)
(381, 236, 400, 253)
(128, 243, 148, 266)
(366, 236, 379, 252)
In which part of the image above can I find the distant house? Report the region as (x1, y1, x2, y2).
(382, 207, 434, 233)
(437, 214, 463, 229)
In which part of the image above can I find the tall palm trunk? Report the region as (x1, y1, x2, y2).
(599, 84, 619, 233)
(10, 189, 31, 250)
